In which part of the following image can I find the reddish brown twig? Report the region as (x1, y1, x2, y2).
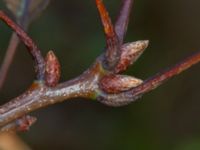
(0, 11, 45, 81)
(0, 0, 200, 134)
(0, 0, 50, 90)
(96, 0, 120, 70)
(1, 47, 200, 128)
(98, 50, 200, 106)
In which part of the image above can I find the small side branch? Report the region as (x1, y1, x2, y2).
(98, 50, 200, 106)
(0, 11, 45, 81)
(96, 0, 121, 70)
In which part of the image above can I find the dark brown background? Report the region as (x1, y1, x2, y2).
(1, 0, 200, 149)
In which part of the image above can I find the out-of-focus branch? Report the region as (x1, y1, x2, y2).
(115, 0, 134, 44)
(29, 0, 50, 22)
(0, 33, 19, 90)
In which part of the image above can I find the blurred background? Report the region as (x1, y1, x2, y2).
(1, 0, 200, 149)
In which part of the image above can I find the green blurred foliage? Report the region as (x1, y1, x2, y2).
(1, 0, 200, 150)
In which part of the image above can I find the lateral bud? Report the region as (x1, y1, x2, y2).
(115, 40, 149, 73)
(100, 74, 143, 94)
(16, 116, 37, 132)
(45, 50, 61, 87)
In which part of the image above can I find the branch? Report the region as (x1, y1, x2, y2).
(1, 48, 200, 129)
(0, 0, 49, 90)
(96, 0, 120, 70)
(98, 50, 200, 106)
(0, 59, 104, 128)
(0, 0, 200, 133)
(0, 11, 45, 81)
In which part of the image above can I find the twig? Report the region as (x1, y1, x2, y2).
(0, 11, 45, 81)
(0, 0, 200, 133)
(0, 59, 104, 128)
(1, 48, 200, 128)
(0, 0, 38, 90)
(98, 50, 200, 106)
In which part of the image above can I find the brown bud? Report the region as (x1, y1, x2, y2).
(115, 40, 149, 73)
(45, 51, 61, 87)
(100, 74, 143, 94)
(16, 116, 37, 132)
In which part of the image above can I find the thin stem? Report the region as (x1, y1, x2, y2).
(98, 50, 200, 106)
(96, 0, 121, 70)
(0, 33, 19, 90)
(0, 0, 44, 90)
(115, 0, 133, 44)
(0, 11, 45, 81)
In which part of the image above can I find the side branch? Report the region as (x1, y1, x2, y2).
(98, 50, 200, 106)
(96, 0, 121, 70)
(0, 11, 45, 80)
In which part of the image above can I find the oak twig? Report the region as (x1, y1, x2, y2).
(0, 0, 200, 134)
(98, 51, 200, 106)
(96, 0, 120, 70)
(0, 11, 45, 81)
(0, 0, 47, 90)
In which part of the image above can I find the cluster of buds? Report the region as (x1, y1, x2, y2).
(100, 40, 149, 94)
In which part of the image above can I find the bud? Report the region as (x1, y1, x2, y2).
(115, 40, 149, 73)
(16, 116, 37, 132)
(45, 51, 61, 87)
(100, 74, 143, 94)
